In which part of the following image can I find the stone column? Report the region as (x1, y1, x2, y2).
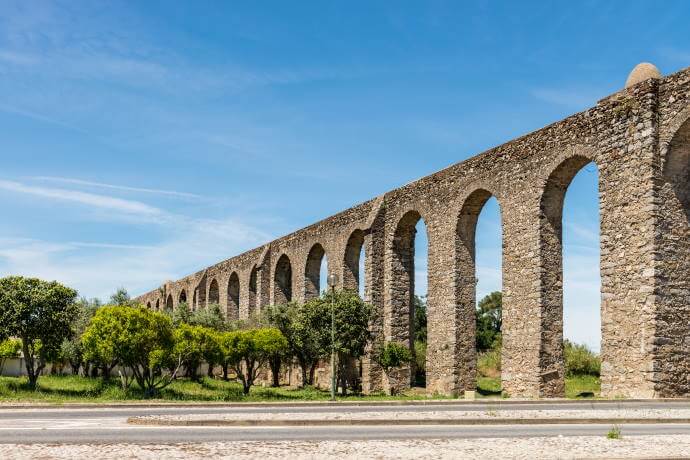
(361, 219, 386, 394)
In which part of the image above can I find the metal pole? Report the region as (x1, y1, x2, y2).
(330, 284, 336, 401)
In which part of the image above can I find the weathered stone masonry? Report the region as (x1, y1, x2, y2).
(137, 64, 690, 398)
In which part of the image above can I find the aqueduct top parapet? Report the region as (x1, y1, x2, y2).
(137, 64, 690, 399)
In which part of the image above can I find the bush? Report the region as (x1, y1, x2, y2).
(376, 342, 413, 373)
(564, 340, 600, 376)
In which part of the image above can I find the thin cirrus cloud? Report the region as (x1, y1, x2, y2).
(0, 179, 161, 215)
(29, 176, 202, 200)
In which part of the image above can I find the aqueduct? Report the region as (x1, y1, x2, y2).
(137, 63, 690, 398)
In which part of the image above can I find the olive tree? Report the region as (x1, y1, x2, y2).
(219, 328, 288, 395)
(302, 290, 372, 395)
(82, 305, 179, 396)
(263, 302, 321, 387)
(0, 276, 77, 389)
(173, 323, 221, 380)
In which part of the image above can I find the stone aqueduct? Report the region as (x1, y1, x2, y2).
(137, 64, 690, 399)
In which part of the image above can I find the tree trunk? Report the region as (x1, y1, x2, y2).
(207, 364, 214, 378)
(270, 356, 281, 387)
(308, 362, 317, 386)
(222, 363, 229, 381)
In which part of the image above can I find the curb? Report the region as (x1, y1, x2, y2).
(2, 398, 690, 410)
(127, 417, 690, 427)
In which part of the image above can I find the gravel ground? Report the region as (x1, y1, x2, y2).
(3, 436, 690, 459)
(133, 408, 690, 423)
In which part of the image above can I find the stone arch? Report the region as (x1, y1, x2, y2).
(305, 243, 326, 300)
(248, 265, 259, 315)
(274, 254, 293, 304)
(538, 153, 599, 396)
(178, 289, 187, 305)
(344, 229, 365, 292)
(166, 294, 173, 311)
(208, 278, 220, 305)
(389, 209, 429, 386)
(454, 188, 502, 393)
(227, 272, 240, 320)
(664, 116, 690, 220)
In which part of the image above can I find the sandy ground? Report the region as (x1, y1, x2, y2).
(2, 435, 690, 459)
(134, 407, 690, 423)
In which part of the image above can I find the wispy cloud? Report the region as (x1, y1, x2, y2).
(0, 179, 161, 215)
(29, 176, 202, 200)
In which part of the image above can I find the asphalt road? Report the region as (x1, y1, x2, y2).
(1, 401, 689, 444)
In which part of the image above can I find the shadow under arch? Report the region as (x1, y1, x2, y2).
(343, 229, 365, 293)
(208, 278, 219, 305)
(274, 254, 293, 305)
(227, 272, 240, 320)
(305, 243, 327, 301)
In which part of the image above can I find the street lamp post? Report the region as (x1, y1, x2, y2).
(327, 273, 338, 401)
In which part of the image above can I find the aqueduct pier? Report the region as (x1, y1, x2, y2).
(137, 63, 690, 399)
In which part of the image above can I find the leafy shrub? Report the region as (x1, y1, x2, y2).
(376, 342, 412, 373)
(564, 340, 600, 376)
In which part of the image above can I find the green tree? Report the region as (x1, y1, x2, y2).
(413, 295, 427, 343)
(564, 340, 601, 376)
(60, 297, 101, 375)
(302, 290, 372, 395)
(219, 327, 288, 395)
(0, 338, 21, 375)
(171, 301, 192, 325)
(476, 291, 502, 351)
(109, 287, 132, 306)
(173, 323, 220, 381)
(263, 302, 321, 387)
(82, 305, 179, 396)
(0, 276, 78, 389)
(189, 303, 226, 331)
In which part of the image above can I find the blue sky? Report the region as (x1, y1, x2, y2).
(1, 1, 688, 350)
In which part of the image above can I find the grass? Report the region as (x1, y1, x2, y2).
(476, 374, 601, 399)
(0, 375, 455, 404)
(607, 424, 622, 439)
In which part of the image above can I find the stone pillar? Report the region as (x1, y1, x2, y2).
(426, 215, 475, 396)
(361, 218, 386, 394)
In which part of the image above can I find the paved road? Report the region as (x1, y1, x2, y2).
(1, 402, 689, 444)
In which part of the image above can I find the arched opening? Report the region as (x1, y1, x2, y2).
(248, 265, 258, 315)
(455, 189, 503, 394)
(227, 272, 240, 320)
(541, 156, 601, 397)
(193, 289, 198, 310)
(166, 294, 173, 311)
(274, 254, 293, 304)
(457, 190, 503, 396)
(391, 210, 428, 388)
(305, 243, 327, 300)
(656, 119, 690, 394)
(155, 299, 160, 310)
(208, 278, 219, 305)
(178, 289, 187, 306)
(344, 229, 366, 296)
(146, 301, 152, 309)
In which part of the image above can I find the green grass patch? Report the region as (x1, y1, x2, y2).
(0, 375, 455, 404)
(565, 374, 600, 398)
